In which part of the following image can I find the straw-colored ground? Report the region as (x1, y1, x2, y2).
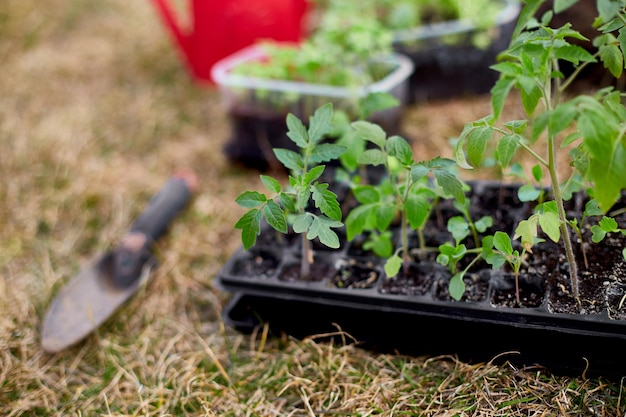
(1, 0, 625, 415)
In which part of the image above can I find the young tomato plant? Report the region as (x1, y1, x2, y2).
(346, 120, 465, 278)
(455, 0, 626, 301)
(234, 104, 345, 279)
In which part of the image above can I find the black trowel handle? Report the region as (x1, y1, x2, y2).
(129, 170, 198, 241)
(112, 170, 198, 288)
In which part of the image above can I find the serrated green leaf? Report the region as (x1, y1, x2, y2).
(386, 135, 413, 166)
(351, 121, 387, 148)
(274, 148, 304, 172)
(493, 231, 513, 255)
(410, 163, 430, 182)
(521, 85, 543, 116)
(358, 149, 388, 166)
(235, 191, 267, 208)
(405, 195, 431, 229)
(491, 77, 516, 120)
(307, 215, 342, 248)
(311, 183, 342, 220)
(466, 125, 493, 167)
(260, 175, 281, 194)
(618, 28, 626, 65)
(449, 272, 466, 301)
(599, 215, 619, 232)
(235, 209, 262, 250)
(263, 200, 287, 233)
(308, 103, 333, 145)
(293, 213, 313, 234)
(286, 113, 308, 148)
(554, 44, 596, 65)
(278, 192, 296, 213)
(584, 199, 603, 217)
(384, 255, 403, 277)
(518, 184, 541, 202)
(504, 120, 528, 134)
(303, 165, 325, 184)
(495, 134, 520, 167)
(434, 169, 465, 204)
(309, 143, 346, 164)
(599, 44, 623, 78)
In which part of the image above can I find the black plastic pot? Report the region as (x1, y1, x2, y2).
(216, 181, 626, 378)
(392, 0, 520, 102)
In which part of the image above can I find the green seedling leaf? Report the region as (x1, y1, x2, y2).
(591, 225, 607, 243)
(448, 216, 470, 245)
(303, 165, 325, 184)
(260, 175, 281, 194)
(599, 43, 623, 78)
(362, 231, 393, 258)
(358, 92, 399, 118)
(475, 216, 493, 233)
(345, 204, 373, 240)
(376, 203, 396, 232)
(433, 169, 465, 204)
(286, 113, 309, 148)
(278, 192, 296, 212)
(521, 85, 543, 117)
(293, 213, 313, 234)
(599, 215, 619, 232)
(495, 134, 520, 167)
(307, 215, 343, 248)
(491, 77, 516, 120)
(263, 200, 287, 233)
(386, 135, 413, 166)
(518, 184, 541, 202)
(352, 121, 387, 148)
(493, 231, 513, 255)
(449, 272, 466, 301)
(531, 164, 543, 183)
(554, 44, 596, 65)
(353, 185, 380, 204)
(467, 125, 493, 167)
(235, 191, 267, 208)
(554, 0, 578, 13)
(309, 143, 346, 164)
(358, 149, 388, 166)
(235, 209, 262, 250)
(308, 103, 333, 145)
(584, 199, 603, 217)
(410, 163, 430, 182)
(384, 254, 403, 278)
(515, 217, 538, 252)
(538, 210, 561, 242)
(274, 148, 304, 171)
(311, 183, 342, 220)
(549, 102, 577, 136)
(504, 120, 528, 134)
(405, 195, 430, 229)
(598, 0, 623, 23)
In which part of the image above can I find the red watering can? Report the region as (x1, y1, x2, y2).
(151, 0, 309, 84)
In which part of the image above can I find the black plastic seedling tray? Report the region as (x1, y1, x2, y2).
(216, 182, 626, 379)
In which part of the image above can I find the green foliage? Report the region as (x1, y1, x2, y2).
(346, 120, 465, 277)
(235, 104, 345, 255)
(454, 0, 626, 300)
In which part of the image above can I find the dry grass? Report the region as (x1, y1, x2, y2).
(1, 0, 625, 415)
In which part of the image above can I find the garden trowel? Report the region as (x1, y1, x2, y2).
(41, 170, 198, 353)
